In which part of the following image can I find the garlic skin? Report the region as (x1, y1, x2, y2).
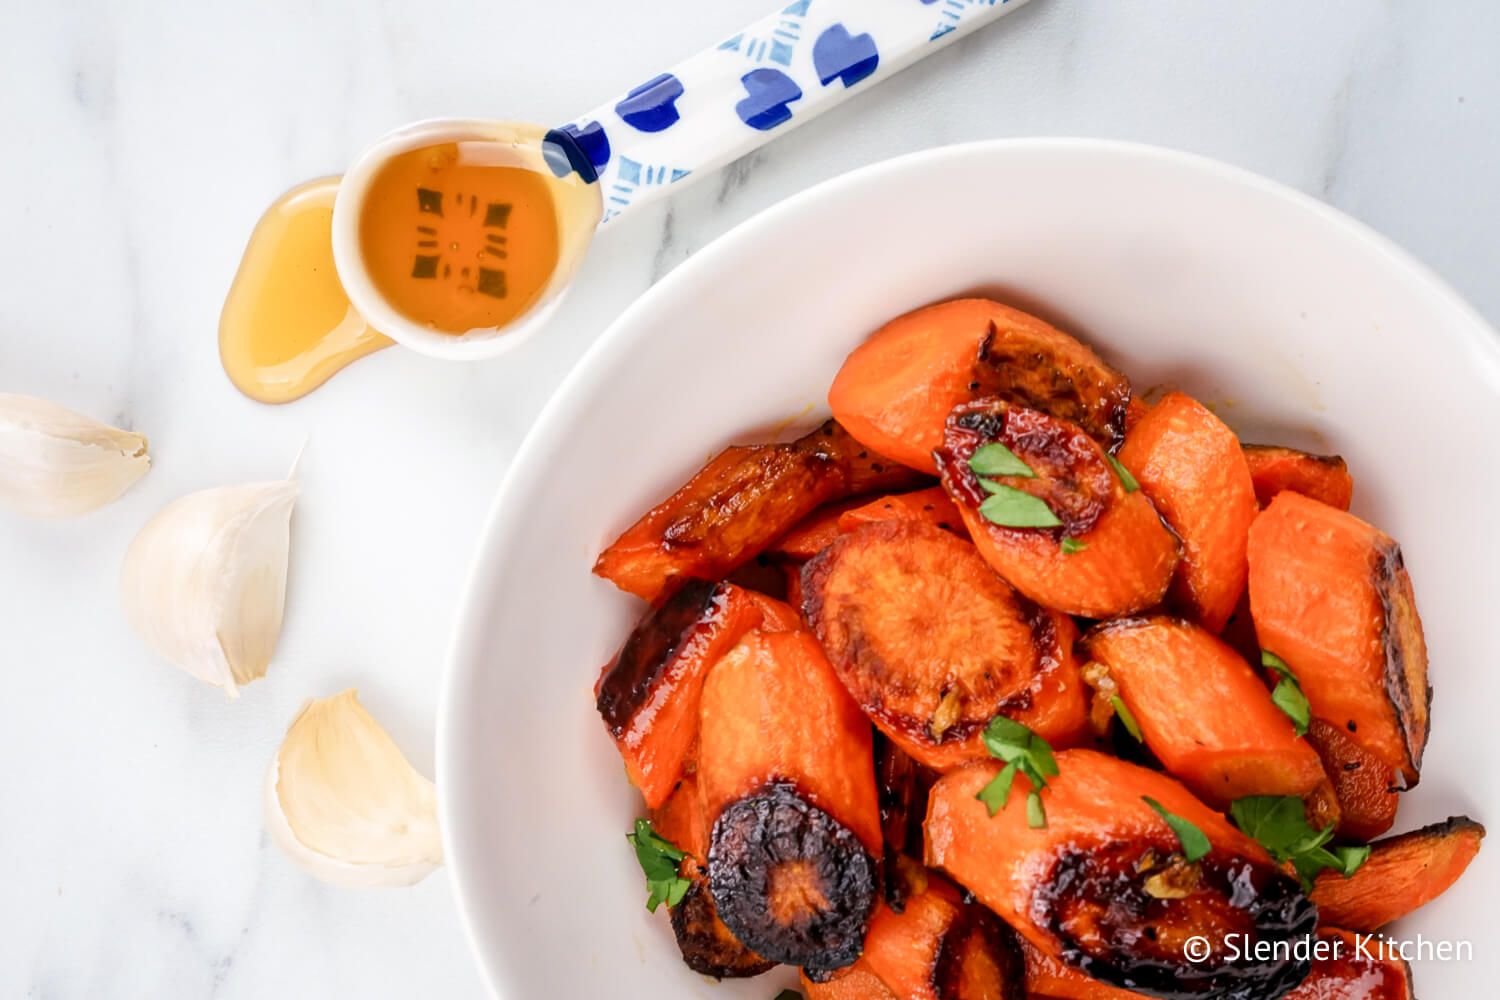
(265, 690, 443, 888)
(120, 479, 297, 696)
(0, 393, 150, 517)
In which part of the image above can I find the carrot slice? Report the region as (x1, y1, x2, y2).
(651, 777, 775, 979)
(1247, 492, 1431, 784)
(1243, 444, 1354, 511)
(935, 399, 1179, 618)
(829, 299, 1132, 473)
(1305, 718, 1399, 842)
(1081, 616, 1325, 806)
(698, 629, 881, 971)
(1116, 392, 1257, 632)
(770, 498, 871, 559)
(594, 581, 768, 809)
(803, 521, 1088, 771)
(594, 420, 921, 601)
(924, 750, 1315, 998)
(802, 881, 1024, 1000)
(838, 486, 967, 538)
(1021, 938, 1146, 1000)
(1283, 928, 1414, 1000)
(1309, 816, 1485, 931)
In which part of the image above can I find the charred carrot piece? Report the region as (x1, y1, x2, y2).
(782, 562, 805, 614)
(1247, 492, 1431, 784)
(594, 420, 921, 601)
(595, 581, 770, 809)
(1081, 616, 1326, 807)
(650, 777, 776, 979)
(1243, 444, 1354, 511)
(802, 881, 1024, 1000)
(1283, 928, 1414, 1000)
(924, 749, 1316, 998)
(1116, 392, 1257, 632)
(770, 498, 871, 559)
(828, 299, 1133, 473)
(803, 521, 1089, 771)
(837, 486, 967, 538)
(1305, 718, 1399, 842)
(874, 735, 939, 912)
(1309, 817, 1485, 931)
(698, 629, 881, 971)
(1021, 938, 1148, 1000)
(935, 399, 1179, 618)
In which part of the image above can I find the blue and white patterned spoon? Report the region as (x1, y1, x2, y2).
(333, 0, 1037, 359)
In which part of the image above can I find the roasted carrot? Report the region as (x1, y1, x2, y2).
(1304, 718, 1399, 842)
(770, 498, 870, 559)
(838, 486, 967, 538)
(594, 420, 921, 601)
(782, 562, 805, 614)
(1247, 492, 1431, 784)
(803, 521, 1089, 771)
(595, 581, 769, 809)
(1021, 938, 1145, 1000)
(935, 399, 1179, 618)
(1242, 444, 1354, 511)
(1116, 392, 1257, 632)
(829, 299, 1133, 473)
(874, 735, 939, 912)
(698, 629, 881, 971)
(1283, 928, 1414, 1000)
(651, 777, 775, 979)
(1081, 617, 1326, 806)
(1309, 816, 1485, 931)
(924, 750, 1316, 998)
(801, 881, 1024, 1000)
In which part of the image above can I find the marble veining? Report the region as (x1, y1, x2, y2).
(1, 1, 1498, 998)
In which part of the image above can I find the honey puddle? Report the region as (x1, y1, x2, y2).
(220, 178, 392, 404)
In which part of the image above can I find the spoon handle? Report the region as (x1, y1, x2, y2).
(544, 0, 1036, 223)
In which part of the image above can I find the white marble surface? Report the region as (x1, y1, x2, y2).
(2, 1, 1498, 997)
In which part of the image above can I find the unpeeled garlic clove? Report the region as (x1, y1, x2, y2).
(0, 393, 150, 517)
(265, 690, 442, 888)
(120, 478, 297, 696)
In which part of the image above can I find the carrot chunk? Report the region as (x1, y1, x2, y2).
(1082, 617, 1326, 806)
(1283, 928, 1414, 1000)
(924, 750, 1315, 998)
(1247, 492, 1431, 784)
(829, 299, 1132, 473)
(803, 521, 1088, 771)
(1304, 718, 1399, 842)
(837, 486, 967, 538)
(699, 630, 881, 971)
(594, 420, 920, 601)
(1021, 937, 1147, 999)
(935, 399, 1179, 618)
(1309, 816, 1484, 931)
(595, 581, 769, 808)
(1116, 392, 1257, 632)
(770, 497, 871, 559)
(1243, 444, 1354, 511)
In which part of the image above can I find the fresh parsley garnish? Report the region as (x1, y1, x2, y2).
(975, 716, 1059, 828)
(1060, 536, 1088, 554)
(977, 484, 1063, 529)
(1111, 695, 1143, 741)
(969, 442, 1037, 478)
(1106, 453, 1140, 493)
(1143, 796, 1211, 862)
(1230, 795, 1372, 890)
(626, 818, 691, 913)
(1262, 651, 1311, 736)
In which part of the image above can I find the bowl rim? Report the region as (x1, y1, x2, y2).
(435, 136, 1500, 998)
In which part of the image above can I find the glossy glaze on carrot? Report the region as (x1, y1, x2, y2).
(1304, 719, 1399, 842)
(1117, 392, 1257, 632)
(1247, 492, 1430, 784)
(1082, 616, 1325, 806)
(838, 486, 967, 538)
(804, 521, 1088, 771)
(936, 399, 1179, 618)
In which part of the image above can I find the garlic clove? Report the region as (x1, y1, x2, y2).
(120, 478, 297, 696)
(265, 690, 443, 888)
(0, 393, 150, 517)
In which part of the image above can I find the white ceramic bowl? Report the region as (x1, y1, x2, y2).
(439, 140, 1500, 999)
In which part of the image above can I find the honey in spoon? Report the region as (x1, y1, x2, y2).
(219, 177, 393, 405)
